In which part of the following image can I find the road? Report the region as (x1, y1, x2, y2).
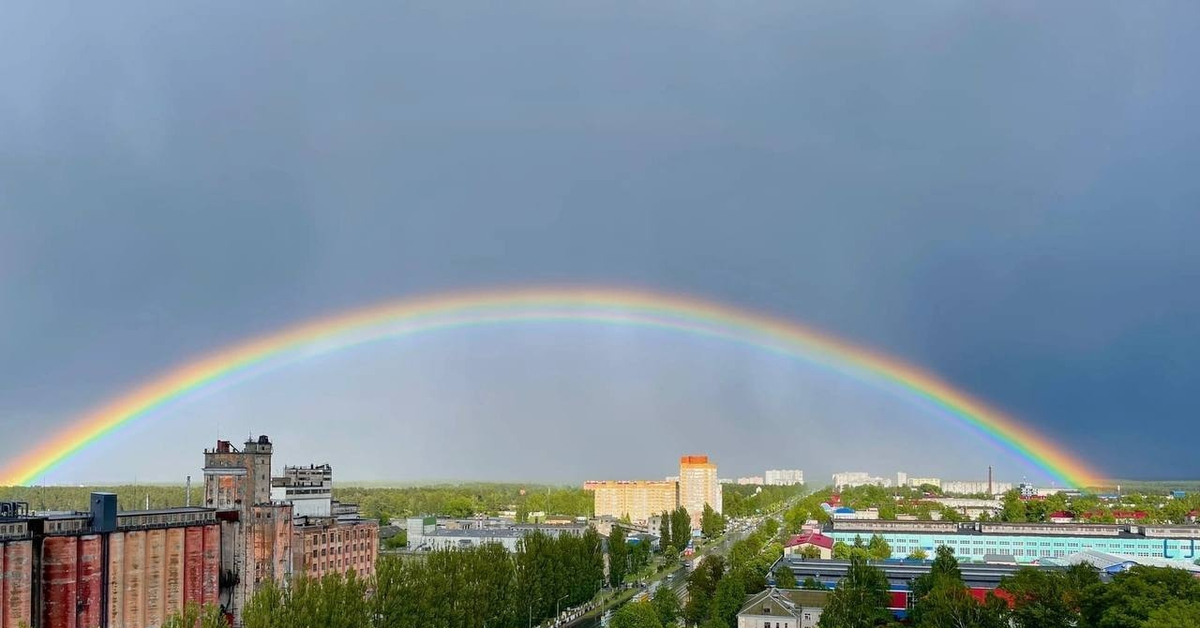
(570, 521, 760, 628)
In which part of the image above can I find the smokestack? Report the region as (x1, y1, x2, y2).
(988, 466, 993, 495)
(186, 475, 192, 507)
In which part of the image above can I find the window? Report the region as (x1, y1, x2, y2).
(764, 623, 771, 628)
(763, 607, 771, 614)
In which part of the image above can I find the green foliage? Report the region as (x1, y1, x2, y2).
(722, 483, 806, 518)
(243, 572, 371, 628)
(801, 545, 822, 560)
(910, 546, 1008, 628)
(711, 569, 748, 628)
(684, 554, 725, 626)
(701, 503, 726, 538)
(1001, 489, 1028, 522)
(801, 576, 826, 590)
(611, 601, 664, 628)
(1000, 563, 1099, 628)
(659, 510, 672, 552)
(1144, 600, 1200, 628)
(817, 554, 893, 628)
(671, 507, 692, 552)
(161, 603, 227, 628)
(651, 584, 682, 626)
(774, 564, 798, 589)
(609, 525, 629, 587)
(907, 548, 928, 561)
(867, 534, 892, 560)
(1081, 565, 1200, 628)
(382, 529, 407, 549)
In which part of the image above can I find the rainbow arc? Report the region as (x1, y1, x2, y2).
(0, 287, 1102, 487)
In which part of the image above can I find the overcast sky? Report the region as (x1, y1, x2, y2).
(2, 3, 1198, 485)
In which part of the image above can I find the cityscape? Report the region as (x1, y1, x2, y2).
(4, 2, 1200, 628)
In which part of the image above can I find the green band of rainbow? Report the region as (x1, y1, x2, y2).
(0, 287, 1102, 487)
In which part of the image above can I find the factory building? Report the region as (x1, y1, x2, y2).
(272, 464, 378, 581)
(0, 494, 221, 628)
(203, 436, 293, 621)
(828, 519, 1200, 565)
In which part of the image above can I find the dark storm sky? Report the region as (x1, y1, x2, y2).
(1, 2, 1198, 484)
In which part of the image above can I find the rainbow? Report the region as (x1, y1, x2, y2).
(0, 287, 1102, 487)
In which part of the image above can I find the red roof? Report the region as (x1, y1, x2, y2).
(827, 494, 842, 506)
(1049, 511, 1074, 519)
(786, 532, 834, 550)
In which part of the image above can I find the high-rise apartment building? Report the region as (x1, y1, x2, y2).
(832, 472, 891, 488)
(679, 455, 721, 526)
(897, 472, 908, 488)
(764, 469, 804, 486)
(583, 480, 678, 523)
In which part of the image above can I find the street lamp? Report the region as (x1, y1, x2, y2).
(528, 596, 541, 628)
(556, 594, 569, 622)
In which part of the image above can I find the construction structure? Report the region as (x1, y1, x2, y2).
(203, 436, 293, 623)
(0, 494, 220, 628)
(272, 464, 378, 580)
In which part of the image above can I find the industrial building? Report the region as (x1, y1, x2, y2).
(273, 464, 378, 580)
(203, 436, 293, 621)
(827, 519, 1200, 565)
(0, 494, 221, 628)
(405, 517, 587, 552)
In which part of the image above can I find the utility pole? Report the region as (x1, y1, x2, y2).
(556, 594, 568, 623)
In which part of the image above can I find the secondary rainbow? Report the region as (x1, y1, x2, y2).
(0, 287, 1103, 487)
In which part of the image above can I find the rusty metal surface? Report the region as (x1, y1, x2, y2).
(41, 535, 79, 628)
(107, 531, 125, 628)
(77, 535, 103, 628)
(2, 541, 33, 628)
(145, 528, 166, 627)
(122, 529, 147, 628)
(165, 527, 185, 617)
(201, 524, 219, 606)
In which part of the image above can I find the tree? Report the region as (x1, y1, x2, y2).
(775, 565, 798, 589)
(684, 555, 725, 626)
(652, 584, 682, 626)
(1081, 565, 1200, 628)
(907, 548, 928, 561)
(611, 600, 664, 628)
(1001, 564, 1099, 628)
(910, 546, 1007, 628)
(867, 535, 892, 560)
(1002, 489, 1027, 522)
(672, 507, 692, 552)
(609, 524, 629, 587)
(711, 569, 748, 628)
(817, 554, 892, 628)
(701, 503, 726, 538)
(801, 576, 826, 590)
(1145, 600, 1200, 628)
(659, 510, 672, 553)
(162, 603, 227, 628)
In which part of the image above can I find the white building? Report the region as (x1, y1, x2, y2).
(765, 470, 804, 486)
(270, 463, 333, 517)
(897, 472, 908, 487)
(907, 477, 942, 489)
(737, 588, 827, 628)
(941, 481, 1014, 496)
(832, 472, 890, 489)
(737, 476, 765, 485)
(406, 517, 587, 552)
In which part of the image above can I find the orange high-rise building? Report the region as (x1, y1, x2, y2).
(679, 455, 721, 526)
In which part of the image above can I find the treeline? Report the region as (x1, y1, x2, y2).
(333, 484, 593, 522)
(683, 518, 783, 628)
(722, 483, 806, 518)
(166, 528, 605, 628)
(0, 485, 192, 511)
(818, 546, 1200, 628)
(0, 483, 595, 521)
